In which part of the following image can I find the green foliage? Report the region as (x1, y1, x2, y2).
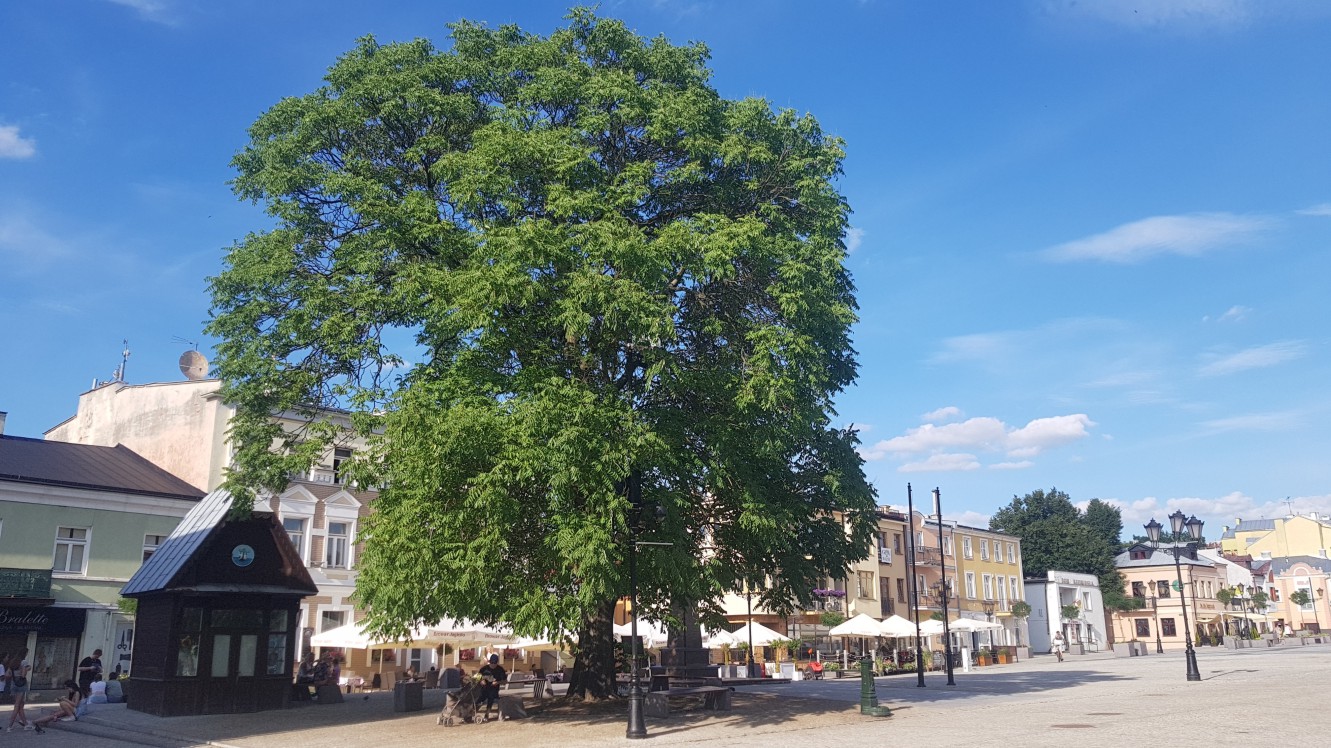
(1060, 604, 1081, 620)
(116, 597, 138, 615)
(929, 611, 945, 622)
(1083, 498, 1124, 550)
(820, 611, 847, 628)
(1216, 588, 1234, 606)
(1251, 589, 1269, 611)
(990, 488, 1126, 608)
(1290, 589, 1312, 608)
(208, 9, 874, 695)
(1009, 600, 1032, 619)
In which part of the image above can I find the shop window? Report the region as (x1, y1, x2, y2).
(53, 526, 89, 574)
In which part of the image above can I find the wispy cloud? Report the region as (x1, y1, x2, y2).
(845, 227, 864, 253)
(1296, 203, 1331, 217)
(106, 0, 181, 26)
(0, 126, 36, 159)
(0, 210, 75, 271)
(1198, 340, 1307, 376)
(1043, 213, 1271, 263)
(1200, 410, 1301, 433)
(1203, 304, 1251, 323)
(1103, 491, 1331, 534)
(860, 412, 1095, 472)
(1043, 0, 1251, 28)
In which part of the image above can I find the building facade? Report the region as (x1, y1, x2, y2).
(1025, 570, 1106, 655)
(0, 421, 203, 687)
(1218, 514, 1331, 558)
(954, 523, 1026, 648)
(1113, 543, 1229, 650)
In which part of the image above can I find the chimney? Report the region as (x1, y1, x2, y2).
(0, 411, 6, 435)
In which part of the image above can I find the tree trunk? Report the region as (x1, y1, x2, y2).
(567, 598, 619, 700)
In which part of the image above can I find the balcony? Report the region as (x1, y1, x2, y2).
(913, 547, 957, 569)
(807, 598, 844, 613)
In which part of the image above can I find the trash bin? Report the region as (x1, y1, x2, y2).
(394, 679, 424, 712)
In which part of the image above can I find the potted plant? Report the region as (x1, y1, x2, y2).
(995, 648, 1009, 664)
(974, 649, 989, 666)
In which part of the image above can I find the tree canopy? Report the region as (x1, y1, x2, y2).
(990, 488, 1128, 606)
(207, 9, 876, 696)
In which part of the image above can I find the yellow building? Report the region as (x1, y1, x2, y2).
(953, 524, 1026, 646)
(1218, 514, 1331, 558)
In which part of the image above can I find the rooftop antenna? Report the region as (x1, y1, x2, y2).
(174, 336, 210, 381)
(113, 339, 130, 382)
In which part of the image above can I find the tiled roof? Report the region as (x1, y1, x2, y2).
(1115, 544, 1215, 569)
(1220, 518, 1276, 539)
(1269, 555, 1331, 575)
(0, 435, 203, 500)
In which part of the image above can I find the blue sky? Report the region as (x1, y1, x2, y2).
(3, 0, 1329, 537)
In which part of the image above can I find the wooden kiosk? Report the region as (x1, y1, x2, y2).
(122, 490, 317, 716)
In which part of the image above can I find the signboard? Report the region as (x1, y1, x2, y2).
(0, 607, 86, 637)
(0, 568, 52, 598)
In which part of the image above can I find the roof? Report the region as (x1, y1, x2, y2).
(1269, 555, 1331, 576)
(0, 434, 204, 501)
(1115, 543, 1216, 569)
(1220, 518, 1276, 539)
(122, 488, 233, 595)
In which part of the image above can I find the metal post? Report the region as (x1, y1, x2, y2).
(746, 587, 755, 678)
(1173, 549, 1201, 681)
(934, 488, 955, 686)
(1151, 593, 1164, 654)
(626, 474, 646, 739)
(906, 483, 925, 688)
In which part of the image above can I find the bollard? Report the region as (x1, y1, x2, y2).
(858, 656, 892, 717)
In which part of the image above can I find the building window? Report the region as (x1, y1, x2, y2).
(283, 517, 306, 559)
(142, 534, 167, 562)
(856, 571, 876, 599)
(896, 577, 906, 603)
(53, 527, 89, 574)
(893, 533, 902, 554)
(1135, 619, 1151, 638)
(1157, 581, 1171, 598)
(326, 521, 350, 569)
(916, 574, 926, 605)
(319, 609, 346, 633)
(982, 574, 993, 600)
(943, 535, 953, 556)
(1132, 581, 1146, 598)
(980, 539, 990, 561)
(997, 575, 1007, 608)
(1082, 591, 1093, 611)
(1007, 543, 1016, 564)
(965, 572, 977, 599)
(1161, 618, 1177, 637)
(963, 536, 973, 559)
(331, 447, 353, 484)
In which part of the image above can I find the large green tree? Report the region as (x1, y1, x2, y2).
(207, 9, 875, 698)
(990, 488, 1128, 607)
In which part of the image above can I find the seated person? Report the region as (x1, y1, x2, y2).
(312, 652, 338, 688)
(32, 680, 83, 733)
(404, 666, 417, 681)
(477, 654, 507, 717)
(296, 652, 317, 684)
(104, 676, 124, 704)
(88, 674, 108, 704)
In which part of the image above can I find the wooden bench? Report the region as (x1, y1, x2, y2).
(643, 686, 731, 718)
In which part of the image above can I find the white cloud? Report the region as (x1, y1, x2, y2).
(859, 412, 1095, 471)
(954, 510, 992, 528)
(845, 227, 864, 253)
(989, 460, 1034, 470)
(0, 126, 36, 159)
(1212, 305, 1251, 323)
(1040, 0, 1255, 28)
(1043, 213, 1271, 264)
(1198, 340, 1307, 377)
(1108, 492, 1331, 536)
(1296, 203, 1331, 217)
(0, 211, 75, 270)
(920, 406, 963, 423)
(899, 453, 981, 473)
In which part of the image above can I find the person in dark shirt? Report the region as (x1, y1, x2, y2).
(477, 654, 507, 719)
(76, 649, 103, 692)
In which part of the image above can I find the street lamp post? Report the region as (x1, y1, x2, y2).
(625, 473, 647, 739)
(905, 484, 925, 688)
(981, 599, 996, 651)
(1144, 511, 1204, 682)
(1149, 590, 1164, 654)
(745, 583, 756, 678)
(933, 487, 955, 687)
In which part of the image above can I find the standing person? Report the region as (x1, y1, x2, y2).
(1052, 631, 1065, 663)
(478, 653, 507, 720)
(76, 649, 103, 693)
(6, 649, 33, 731)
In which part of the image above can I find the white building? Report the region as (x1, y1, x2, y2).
(1024, 570, 1107, 655)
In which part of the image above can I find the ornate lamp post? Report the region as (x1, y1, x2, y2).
(1149, 588, 1164, 654)
(1144, 511, 1204, 682)
(932, 487, 955, 687)
(981, 599, 996, 650)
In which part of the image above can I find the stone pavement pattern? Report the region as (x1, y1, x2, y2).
(3, 645, 1324, 747)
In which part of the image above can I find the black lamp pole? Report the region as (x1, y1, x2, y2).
(1144, 511, 1204, 682)
(982, 599, 996, 650)
(1150, 591, 1164, 654)
(934, 487, 955, 687)
(906, 484, 925, 688)
(626, 472, 646, 739)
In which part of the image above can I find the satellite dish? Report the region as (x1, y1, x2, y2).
(179, 350, 209, 380)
